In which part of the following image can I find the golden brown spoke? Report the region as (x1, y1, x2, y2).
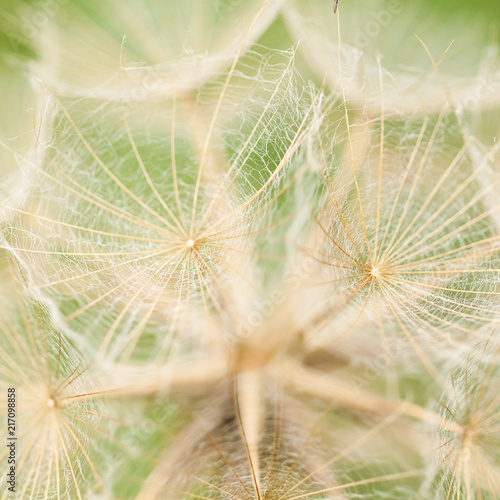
(54, 415, 83, 500)
(387, 269, 500, 276)
(191, 251, 212, 317)
(153, 408, 250, 499)
(155, 254, 191, 361)
(21, 421, 49, 499)
(306, 272, 366, 288)
(200, 201, 296, 248)
(199, 248, 260, 292)
(0, 140, 176, 239)
(53, 356, 86, 396)
(381, 280, 476, 348)
(383, 276, 483, 339)
(381, 144, 467, 265)
(445, 454, 461, 500)
(472, 476, 482, 500)
(198, 154, 300, 241)
(277, 412, 404, 500)
(192, 459, 250, 500)
(63, 405, 118, 422)
(0, 358, 24, 382)
(1, 205, 171, 243)
(297, 251, 361, 273)
(2, 245, 169, 257)
(387, 193, 500, 269)
(305, 276, 370, 336)
(195, 57, 294, 235)
(388, 276, 500, 296)
(39, 151, 178, 239)
(390, 225, 500, 274)
(311, 211, 366, 268)
(97, 247, 186, 358)
(417, 36, 469, 146)
(316, 111, 369, 267)
(169, 420, 252, 500)
(263, 399, 284, 496)
(272, 404, 331, 495)
(392, 280, 500, 321)
(51, 93, 182, 236)
(377, 278, 445, 385)
(32, 298, 50, 386)
(9, 257, 44, 381)
(39, 245, 177, 290)
(378, 117, 430, 258)
(478, 421, 500, 434)
(338, 278, 375, 344)
(297, 245, 364, 268)
(381, 114, 447, 266)
(193, 249, 238, 319)
(203, 243, 280, 260)
(171, 41, 188, 230)
(373, 54, 385, 262)
(120, 250, 188, 362)
(191, 476, 246, 500)
(196, 422, 254, 499)
(54, 329, 63, 382)
(59, 384, 145, 403)
(372, 278, 390, 355)
(119, 83, 186, 236)
(46, 427, 57, 498)
(233, 380, 262, 500)
(389, 236, 500, 271)
(472, 345, 500, 417)
(203, 210, 296, 243)
(208, 99, 317, 233)
(336, 12, 373, 266)
(475, 403, 500, 430)
(171, 491, 232, 500)
(60, 408, 144, 455)
(58, 413, 101, 484)
(437, 436, 460, 454)
(203, 176, 297, 243)
(64, 247, 185, 323)
(284, 469, 424, 500)
(332, 275, 371, 298)
(190, 0, 271, 234)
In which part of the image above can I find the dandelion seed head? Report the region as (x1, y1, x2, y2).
(431, 347, 500, 498)
(1, 48, 321, 361)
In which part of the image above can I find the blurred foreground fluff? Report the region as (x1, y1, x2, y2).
(1, 0, 500, 498)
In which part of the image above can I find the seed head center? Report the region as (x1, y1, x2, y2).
(370, 267, 381, 278)
(186, 239, 195, 249)
(47, 397, 56, 408)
